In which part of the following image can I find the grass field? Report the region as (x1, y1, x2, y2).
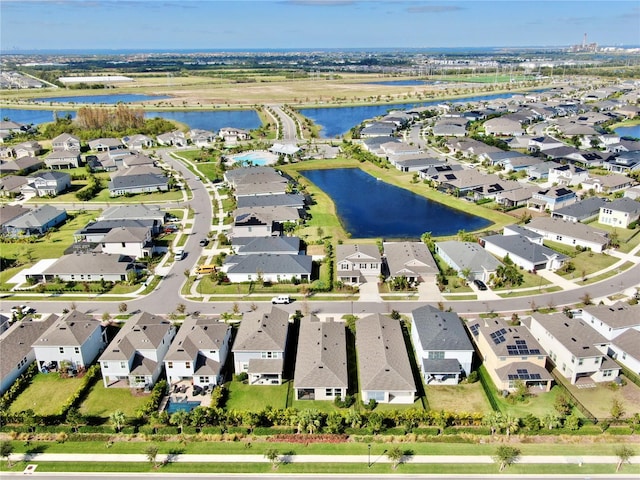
(425, 383, 493, 415)
(10, 373, 83, 416)
(224, 380, 289, 411)
(79, 381, 152, 418)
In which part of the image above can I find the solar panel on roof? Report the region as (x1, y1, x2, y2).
(517, 369, 528, 374)
(469, 324, 480, 336)
(531, 373, 542, 380)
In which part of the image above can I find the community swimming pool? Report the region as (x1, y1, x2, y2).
(229, 150, 278, 166)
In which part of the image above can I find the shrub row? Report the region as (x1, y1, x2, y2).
(0, 363, 38, 411)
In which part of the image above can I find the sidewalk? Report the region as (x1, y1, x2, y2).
(8, 452, 636, 465)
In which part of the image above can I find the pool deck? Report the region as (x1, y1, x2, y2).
(158, 380, 214, 412)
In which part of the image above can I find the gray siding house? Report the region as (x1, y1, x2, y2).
(294, 316, 348, 401)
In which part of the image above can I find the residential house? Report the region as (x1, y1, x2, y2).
(44, 149, 81, 169)
(232, 206, 301, 237)
(0, 175, 28, 198)
(609, 329, 640, 375)
(28, 253, 135, 283)
(526, 160, 563, 180)
(157, 130, 187, 147)
(88, 137, 124, 152)
(97, 226, 154, 259)
(232, 306, 289, 385)
(480, 230, 568, 272)
(356, 314, 416, 404)
(527, 313, 619, 386)
(236, 192, 305, 209)
(14, 141, 42, 158)
(336, 244, 382, 285)
(75, 219, 158, 243)
(552, 197, 608, 223)
(548, 164, 589, 187)
(598, 197, 640, 228)
(121, 134, 154, 151)
(22, 171, 71, 197)
(606, 151, 640, 174)
(1, 205, 67, 237)
(108, 170, 169, 196)
(494, 185, 537, 209)
(467, 317, 552, 392)
(99, 312, 176, 389)
(582, 174, 635, 195)
(189, 129, 216, 147)
(576, 302, 640, 341)
(483, 116, 524, 136)
(528, 186, 576, 212)
(164, 316, 232, 388)
(98, 204, 167, 234)
(219, 127, 250, 142)
(231, 236, 301, 256)
(383, 241, 438, 285)
(220, 253, 312, 283)
(51, 133, 81, 151)
(410, 305, 474, 385)
(522, 217, 609, 252)
(0, 205, 29, 230)
(389, 155, 441, 173)
(0, 156, 44, 175)
(32, 310, 106, 373)
(294, 316, 348, 401)
(435, 241, 503, 283)
(485, 151, 538, 172)
(0, 315, 57, 394)
(528, 136, 565, 152)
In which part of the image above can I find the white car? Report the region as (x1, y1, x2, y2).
(11, 305, 34, 315)
(271, 295, 291, 304)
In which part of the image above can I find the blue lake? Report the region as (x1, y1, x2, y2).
(34, 94, 170, 104)
(615, 125, 640, 140)
(301, 168, 490, 239)
(298, 92, 538, 138)
(0, 109, 76, 125)
(144, 110, 261, 132)
(0, 108, 261, 132)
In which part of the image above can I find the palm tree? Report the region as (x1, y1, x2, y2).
(109, 410, 126, 433)
(170, 410, 190, 434)
(493, 445, 520, 471)
(264, 448, 280, 470)
(615, 445, 635, 472)
(386, 446, 404, 469)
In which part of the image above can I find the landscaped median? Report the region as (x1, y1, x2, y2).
(1, 439, 638, 475)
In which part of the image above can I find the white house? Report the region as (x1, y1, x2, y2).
(527, 312, 620, 386)
(480, 230, 568, 272)
(164, 316, 232, 388)
(435, 241, 503, 283)
(97, 226, 154, 259)
(410, 305, 474, 385)
(598, 198, 640, 228)
(356, 314, 416, 404)
(99, 312, 176, 389)
(609, 329, 640, 375)
(0, 315, 56, 394)
(336, 244, 382, 285)
(574, 302, 640, 341)
(32, 310, 106, 374)
(232, 306, 289, 385)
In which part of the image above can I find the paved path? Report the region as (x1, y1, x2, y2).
(7, 452, 638, 466)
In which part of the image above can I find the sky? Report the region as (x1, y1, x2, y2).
(1, 0, 639, 52)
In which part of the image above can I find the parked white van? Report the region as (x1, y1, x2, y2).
(271, 295, 291, 304)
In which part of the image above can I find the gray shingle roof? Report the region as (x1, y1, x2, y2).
(33, 310, 101, 347)
(0, 315, 57, 380)
(99, 312, 173, 361)
(530, 312, 608, 358)
(436, 241, 503, 273)
(43, 253, 132, 276)
(232, 306, 289, 352)
(165, 317, 230, 362)
(383, 241, 438, 279)
(612, 329, 640, 359)
(481, 233, 569, 264)
(294, 316, 348, 390)
(6, 205, 66, 229)
(233, 236, 300, 255)
(356, 314, 416, 393)
(524, 217, 609, 245)
(411, 305, 473, 352)
(581, 302, 640, 329)
(223, 253, 312, 276)
(553, 197, 608, 220)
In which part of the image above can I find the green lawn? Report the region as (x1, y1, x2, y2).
(10, 372, 84, 416)
(224, 380, 289, 411)
(552, 372, 640, 420)
(425, 383, 493, 415)
(79, 381, 152, 418)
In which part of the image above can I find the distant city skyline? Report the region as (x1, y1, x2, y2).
(1, 0, 638, 53)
